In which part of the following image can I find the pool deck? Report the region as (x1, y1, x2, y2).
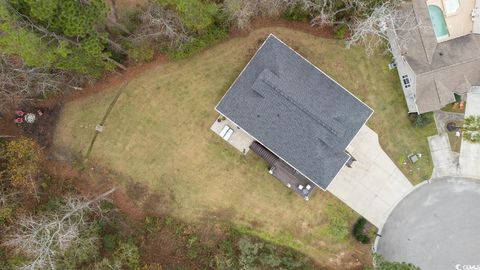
(427, 0, 475, 41)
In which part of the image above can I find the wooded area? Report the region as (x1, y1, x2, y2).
(0, 0, 416, 269)
(0, 0, 404, 111)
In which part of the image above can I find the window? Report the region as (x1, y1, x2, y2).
(402, 75, 411, 88)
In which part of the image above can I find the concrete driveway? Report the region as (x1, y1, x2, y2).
(327, 125, 413, 227)
(459, 91, 480, 178)
(376, 177, 480, 270)
(428, 134, 459, 177)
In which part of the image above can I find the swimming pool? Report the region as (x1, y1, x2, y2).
(428, 5, 449, 40)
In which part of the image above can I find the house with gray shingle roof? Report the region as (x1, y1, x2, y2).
(210, 34, 373, 199)
(390, 0, 480, 113)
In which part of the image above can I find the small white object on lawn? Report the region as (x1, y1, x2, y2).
(24, 113, 36, 123)
(95, 124, 104, 132)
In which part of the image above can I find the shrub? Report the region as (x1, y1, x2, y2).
(128, 42, 155, 63)
(112, 241, 141, 269)
(352, 217, 371, 244)
(238, 237, 263, 268)
(168, 25, 228, 60)
(144, 216, 163, 233)
(334, 24, 348, 39)
(1, 137, 42, 196)
(374, 254, 421, 270)
(186, 234, 199, 259)
(0, 207, 13, 225)
(283, 3, 309, 21)
(103, 233, 119, 253)
(413, 112, 433, 128)
(235, 237, 314, 269)
(159, 0, 219, 33)
(57, 225, 102, 269)
(222, 0, 286, 29)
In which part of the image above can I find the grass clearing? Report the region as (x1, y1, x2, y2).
(54, 27, 435, 265)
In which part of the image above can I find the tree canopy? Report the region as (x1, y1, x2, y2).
(158, 0, 219, 33)
(0, 0, 114, 76)
(462, 115, 480, 143)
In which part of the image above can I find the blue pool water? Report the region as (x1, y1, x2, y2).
(428, 5, 449, 40)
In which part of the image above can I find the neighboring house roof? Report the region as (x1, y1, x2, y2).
(399, 0, 480, 113)
(215, 34, 373, 189)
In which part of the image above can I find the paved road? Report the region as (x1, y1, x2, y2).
(376, 177, 480, 270)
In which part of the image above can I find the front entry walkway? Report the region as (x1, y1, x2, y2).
(326, 125, 413, 227)
(428, 134, 460, 177)
(428, 110, 462, 177)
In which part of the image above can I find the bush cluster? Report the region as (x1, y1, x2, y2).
(409, 112, 434, 128)
(167, 25, 228, 60)
(211, 236, 314, 269)
(352, 217, 371, 244)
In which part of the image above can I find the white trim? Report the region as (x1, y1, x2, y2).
(269, 34, 375, 191)
(270, 33, 375, 113)
(214, 33, 274, 113)
(214, 33, 376, 191)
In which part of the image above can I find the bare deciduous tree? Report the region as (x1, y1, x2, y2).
(131, 1, 190, 48)
(346, 0, 420, 55)
(222, 0, 285, 30)
(299, 0, 365, 27)
(3, 188, 115, 270)
(0, 55, 86, 111)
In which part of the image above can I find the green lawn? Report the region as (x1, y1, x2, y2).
(54, 27, 435, 265)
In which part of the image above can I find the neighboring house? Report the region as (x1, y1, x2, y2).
(211, 34, 413, 227)
(390, 0, 480, 113)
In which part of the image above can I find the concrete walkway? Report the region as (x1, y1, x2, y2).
(327, 125, 413, 228)
(428, 134, 459, 177)
(428, 111, 461, 178)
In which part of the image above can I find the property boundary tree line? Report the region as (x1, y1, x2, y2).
(0, 0, 403, 112)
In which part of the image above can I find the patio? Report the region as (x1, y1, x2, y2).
(210, 116, 254, 154)
(249, 142, 315, 199)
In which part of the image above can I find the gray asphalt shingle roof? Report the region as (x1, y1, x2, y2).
(215, 34, 373, 189)
(397, 0, 480, 113)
